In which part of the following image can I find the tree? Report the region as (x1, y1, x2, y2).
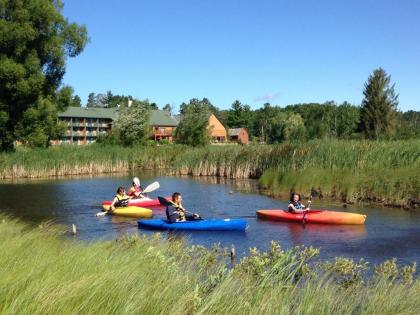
(163, 104, 172, 114)
(72, 95, 82, 107)
(283, 113, 306, 141)
(0, 0, 88, 149)
(226, 100, 254, 132)
(395, 110, 420, 139)
(86, 93, 97, 107)
(114, 104, 151, 146)
(335, 102, 359, 138)
(360, 68, 398, 139)
(175, 99, 211, 146)
(253, 103, 281, 143)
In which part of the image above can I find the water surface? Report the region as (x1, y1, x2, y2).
(1, 173, 419, 265)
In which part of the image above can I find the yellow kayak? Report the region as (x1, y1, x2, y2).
(102, 205, 153, 218)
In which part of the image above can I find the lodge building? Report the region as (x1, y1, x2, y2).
(55, 107, 178, 145)
(55, 107, 249, 145)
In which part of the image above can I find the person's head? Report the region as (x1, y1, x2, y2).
(117, 186, 126, 195)
(133, 177, 140, 187)
(172, 192, 182, 204)
(290, 192, 301, 203)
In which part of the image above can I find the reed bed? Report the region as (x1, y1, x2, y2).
(0, 217, 419, 314)
(1, 140, 419, 207)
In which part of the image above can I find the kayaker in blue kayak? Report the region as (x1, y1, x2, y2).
(166, 192, 201, 223)
(288, 193, 311, 213)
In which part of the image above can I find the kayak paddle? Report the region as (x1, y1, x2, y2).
(158, 196, 203, 220)
(302, 195, 312, 225)
(142, 181, 160, 194)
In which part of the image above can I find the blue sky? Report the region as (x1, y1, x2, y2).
(62, 0, 420, 112)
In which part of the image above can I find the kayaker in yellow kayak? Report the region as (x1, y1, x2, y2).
(128, 177, 145, 199)
(107, 186, 131, 213)
(288, 193, 311, 213)
(166, 192, 200, 223)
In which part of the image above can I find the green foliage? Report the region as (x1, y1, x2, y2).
(86, 92, 97, 107)
(360, 68, 399, 139)
(395, 111, 420, 140)
(176, 98, 212, 146)
(1, 217, 419, 314)
(319, 257, 369, 287)
(114, 104, 151, 146)
(1, 140, 419, 207)
(96, 129, 121, 145)
(335, 101, 360, 138)
(15, 97, 66, 147)
(0, 0, 88, 150)
(226, 100, 254, 131)
(71, 94, 82, 107)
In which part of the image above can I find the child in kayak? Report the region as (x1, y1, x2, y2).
(166, 192, 201, 223)
(288, 193, 311, 213)
(97, 186, 131, 216)
(128, 177, 144, 199)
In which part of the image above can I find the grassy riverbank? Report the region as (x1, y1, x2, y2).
(0, 217, 418, 314)
(1, 140, 419, 208)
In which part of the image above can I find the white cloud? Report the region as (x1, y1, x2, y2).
(254, 92, 280, 102)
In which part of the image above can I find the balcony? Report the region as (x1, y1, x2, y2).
(153, 129, 173, 136)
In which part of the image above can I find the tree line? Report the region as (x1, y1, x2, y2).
(0, 1, 418, 150)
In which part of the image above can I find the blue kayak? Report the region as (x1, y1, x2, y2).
(137, 219, 248, 231)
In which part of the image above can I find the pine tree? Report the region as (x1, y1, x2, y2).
(360, 68, 398, 139)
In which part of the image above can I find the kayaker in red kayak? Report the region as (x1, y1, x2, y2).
(288, 193, 311, 213)
(166, 192, 200, 223)
(128, 177, 144, 199)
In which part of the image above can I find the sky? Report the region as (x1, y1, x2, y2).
(62, 0, 420, 112)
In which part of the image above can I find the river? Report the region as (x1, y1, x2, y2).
(1, 173, 419, 265)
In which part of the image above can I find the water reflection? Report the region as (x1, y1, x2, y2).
(0, 173, 419, 265)
(284, 223, 367, 246)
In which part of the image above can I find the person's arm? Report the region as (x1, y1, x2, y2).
(288, 203, 305, 213)
(108, 197, 119, 213)
(166, 205, 179, 223)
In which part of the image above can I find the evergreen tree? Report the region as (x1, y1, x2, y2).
(86, 93, 97, 107)
(72, 95, 82, 107)
(360, 68, 398, 139)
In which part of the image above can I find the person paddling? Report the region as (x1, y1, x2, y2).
(128, 177, 144, 199)
(105, 186, 131, 214)
(166, 192, 200, 223)
(288, 192, 311, 213)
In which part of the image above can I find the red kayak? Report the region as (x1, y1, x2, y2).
(102, 196, 170, 208)
(256, 209, 366, 225)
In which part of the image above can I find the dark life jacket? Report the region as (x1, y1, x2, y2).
(166, 201, 181, 223)
(289, 201, 303, 210)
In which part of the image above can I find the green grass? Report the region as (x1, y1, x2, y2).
(0, 217, 419, 314)
(1, 139, 419, 207)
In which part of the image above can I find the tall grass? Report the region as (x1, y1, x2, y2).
(1, 140, 419, 207)
(0, 217, 419, 314)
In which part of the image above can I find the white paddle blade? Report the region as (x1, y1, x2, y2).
(142, 181, 160, 194)
(96, 212, 106, 217)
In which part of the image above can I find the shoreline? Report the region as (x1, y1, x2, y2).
(1, 168, 418, 210)
(1, 216, 418, 314)
(1, 140, 418, 209)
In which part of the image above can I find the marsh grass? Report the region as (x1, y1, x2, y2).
(0, 217, 419, 314)
(1, 139, 419, 207)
